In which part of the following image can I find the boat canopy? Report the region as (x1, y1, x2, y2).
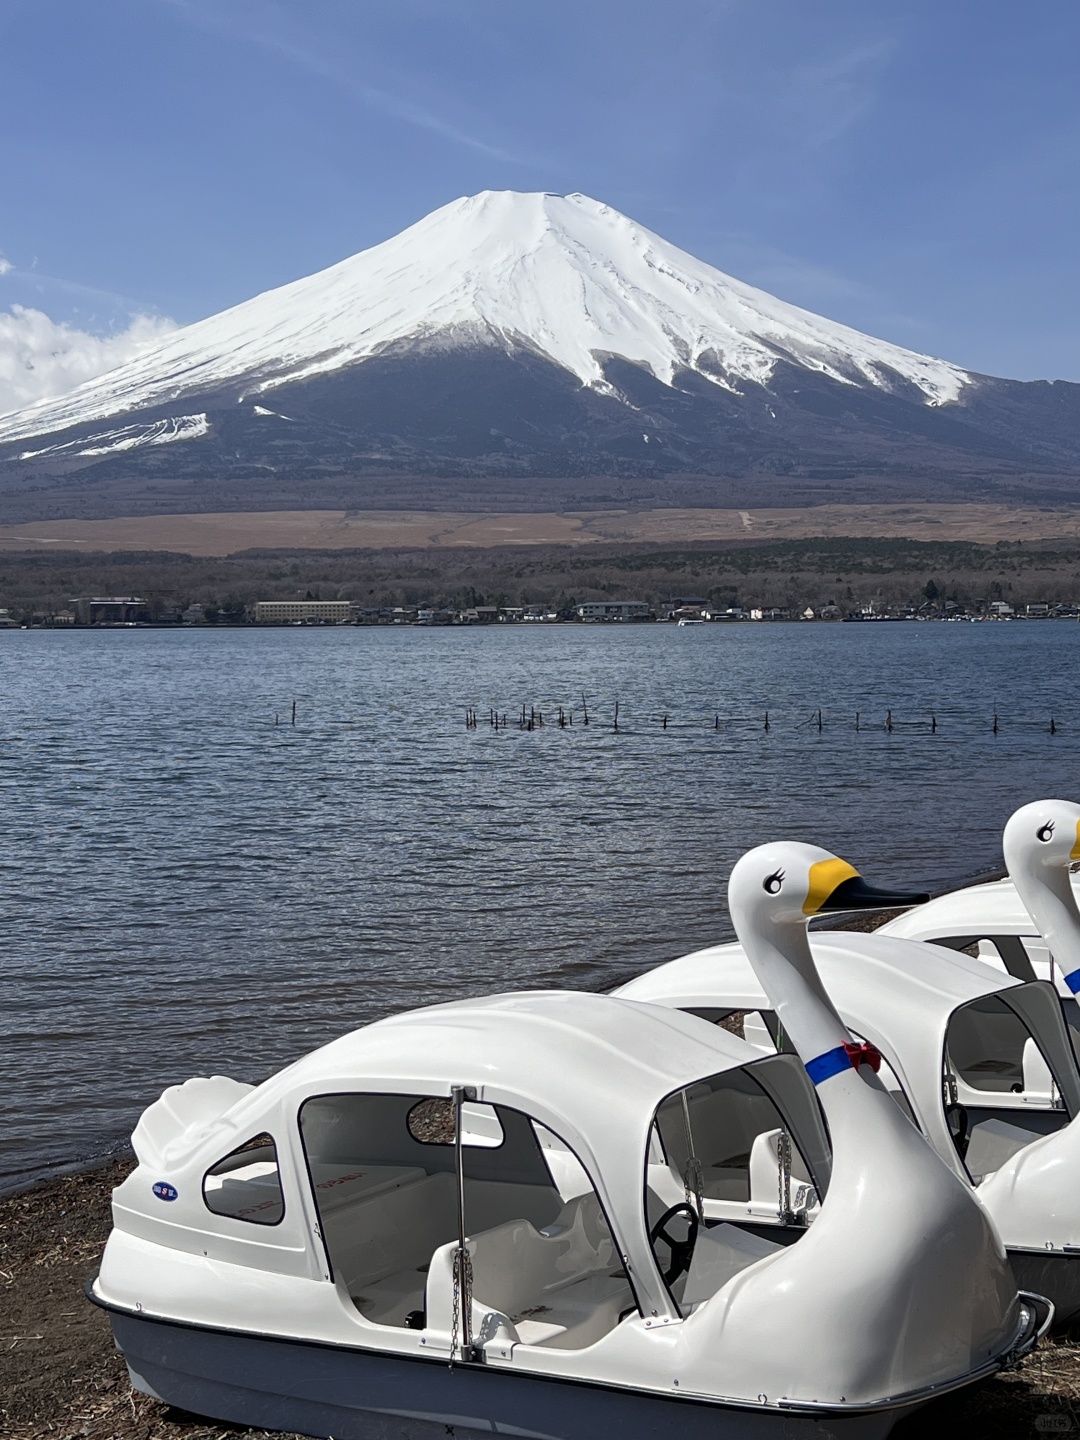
(117, 992, 828, 1327)
(616, 932, 1080, 1169)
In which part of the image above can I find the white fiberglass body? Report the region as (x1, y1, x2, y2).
(94, 982, 1035, 1440)
(618, 834, 1080, 1320)
(881, 801, 1080, 1018)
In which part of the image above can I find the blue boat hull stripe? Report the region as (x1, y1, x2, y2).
(1064, 968, 1080, 995)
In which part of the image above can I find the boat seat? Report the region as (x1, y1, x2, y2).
(510, 1270, 634, 1349)
(701, 1165, 749, 1201)
(309, 1163, 427, 1214)
(966, 1116, 1046, 1184)
(351, 1270, 427, 1328)
(466, 1193, 632, 1350)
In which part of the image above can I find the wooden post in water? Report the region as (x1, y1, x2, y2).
(931, 713, 937, 733)
(885, 710, 893, 733)
(993, 712, 999, 735)
(816, 708, 823, 732)
(613, 701, 619, 733)
(291, 699, 297, 727)
(855, 711, 860, 732)
(764, 711, 770, 732)
(1051, 717, 1058, 735)
(582, 693, 589, 726)
(663, 714, 668, 730)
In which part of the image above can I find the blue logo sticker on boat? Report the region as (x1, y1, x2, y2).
(152, 1181, 178, 1202)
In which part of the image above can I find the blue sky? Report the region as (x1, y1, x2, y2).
(0, 0, 1078, 410)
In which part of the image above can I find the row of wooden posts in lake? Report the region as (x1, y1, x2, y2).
(464, 705, 1064, 734)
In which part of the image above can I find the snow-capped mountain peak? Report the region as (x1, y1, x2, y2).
(0, 191, 968, 445)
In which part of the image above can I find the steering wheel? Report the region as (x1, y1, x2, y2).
(649, 1202, 699, 1283)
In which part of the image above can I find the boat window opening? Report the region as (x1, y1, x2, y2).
(931, 934, 1038, 982)
(1062, 997, 1080, 1069)
(844, 1031, 919, 1128)
(647, 1060, 827, 1315)
(692, 1004, 917, 1134)
(943, 985, 1078, 1182)
(299, 1093, 635, 1347)
(468, 1116, 637, 1351)
(202, 1133, 284, 1226)
(682, 1008, 751, 1040)
(531, 1121, 593, 1203)
(407, 1097, 505, 1149)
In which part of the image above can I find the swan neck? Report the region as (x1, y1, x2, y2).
(741, 916, 851, 1068)
(1011, 860, 1080, 987)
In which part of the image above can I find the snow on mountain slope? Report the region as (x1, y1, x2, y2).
(0, 191, 970, 446)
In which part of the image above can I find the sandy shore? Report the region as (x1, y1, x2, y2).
(3, 1157, 1080, 1438)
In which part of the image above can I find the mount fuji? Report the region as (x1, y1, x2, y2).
(2, 191, 1079, 522)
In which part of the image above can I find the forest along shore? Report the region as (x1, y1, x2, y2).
(2, 1146, 1080, 1437)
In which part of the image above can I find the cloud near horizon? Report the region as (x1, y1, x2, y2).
(0, 305, 177, 417)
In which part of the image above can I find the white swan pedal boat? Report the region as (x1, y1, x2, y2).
(91, 987, 1042, 1440)
(619, 832, 1080, 1321)
(880, 800, 1080, 1023)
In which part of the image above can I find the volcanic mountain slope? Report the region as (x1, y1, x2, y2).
(1, 190, 1079, 521)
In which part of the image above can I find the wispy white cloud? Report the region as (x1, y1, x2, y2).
(0, 306, 176, 417)
(0, 256, 12, 276)
(783, 39, 896, 150)
(163, 0, 535, 165)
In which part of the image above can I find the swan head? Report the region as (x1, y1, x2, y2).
(729, 841, 929, 932)
(1003, 799, 1080, 878)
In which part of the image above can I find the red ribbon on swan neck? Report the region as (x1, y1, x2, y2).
(844, 1040, 882, 1073)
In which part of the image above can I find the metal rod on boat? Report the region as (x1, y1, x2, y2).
(451, 1085, 473, 1363)
(680, 1090, 704, 1222)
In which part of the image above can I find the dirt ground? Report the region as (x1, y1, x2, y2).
(3, 1158, 1080, 1439)
(1, 502, 1079, 557)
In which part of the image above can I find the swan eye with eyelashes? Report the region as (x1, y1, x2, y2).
(763, 869, 785, 894)
(1037, 822, 1056, 843)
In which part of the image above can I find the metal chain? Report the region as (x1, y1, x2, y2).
(680, 1090, 705, 1222)
(778, 1130, 793, 1224)
(682, 1157, 705, 1221)
(450, 1250, 460, 1364)
(450, 1247, 473, 1364)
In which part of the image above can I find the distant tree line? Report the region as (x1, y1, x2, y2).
(2, 536, 1080, 622)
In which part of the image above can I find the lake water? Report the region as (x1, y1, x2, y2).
(3, 621, 1080, 1192)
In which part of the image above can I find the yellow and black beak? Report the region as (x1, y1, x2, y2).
(804, 857, 930, 916)
(1071, 819, 1080, 863)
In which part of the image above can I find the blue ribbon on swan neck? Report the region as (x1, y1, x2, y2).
(805, 1045, 853, 1086)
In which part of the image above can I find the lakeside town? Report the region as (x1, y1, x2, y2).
(1, 592, 1078, 627)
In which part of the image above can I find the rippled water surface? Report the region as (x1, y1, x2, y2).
(4, 622, 1080, 1189)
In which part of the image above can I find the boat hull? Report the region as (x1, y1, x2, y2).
(108, 1308, 911, 1440)
(1008, 1248, 1080, 1326)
